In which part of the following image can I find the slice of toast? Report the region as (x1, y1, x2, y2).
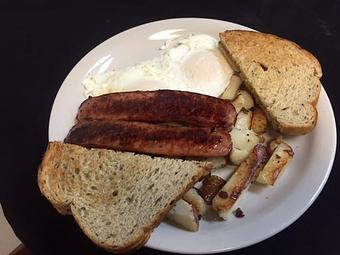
(38, 142, 212, 253)
(219, 30, 322, 135)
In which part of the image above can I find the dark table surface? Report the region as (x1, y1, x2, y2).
(1, 0, 339, 254)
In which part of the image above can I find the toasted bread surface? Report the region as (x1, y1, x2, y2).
(38, 142, 212, 253)
(219, 30, 322, 135)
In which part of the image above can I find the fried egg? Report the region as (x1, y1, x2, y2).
(83, 34, 233, 97)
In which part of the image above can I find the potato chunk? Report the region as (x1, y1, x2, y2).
(251, 106, 268, 134)
(220, 75, 242, 100)
(212, 145, 268, 219)
(232, 90, 254, 113)
(167, 199, 199, 232)
(256, 140, 294, 185)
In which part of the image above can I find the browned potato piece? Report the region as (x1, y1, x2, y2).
(183, 188, 207, 216)
(232, 90, 254, 113)
(267, 137, 282, 154)
(251, 106, 268, 134)
(212, 144, 268, 219)
(220, 75, 242, 100)
(256, 141, 294, 185)
(198, 175, 226, 204)
(166, 199, 199, 232)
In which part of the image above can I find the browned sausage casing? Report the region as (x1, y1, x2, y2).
(77, 90, 236, 129)
(65, 120, 232, 157)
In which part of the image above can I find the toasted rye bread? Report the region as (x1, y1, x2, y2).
(38, 142, 212, 253)
(219, 30, 322, 135)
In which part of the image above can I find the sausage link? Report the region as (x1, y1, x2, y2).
(65, 120, 232, 157)
(77, 90, 236, 129)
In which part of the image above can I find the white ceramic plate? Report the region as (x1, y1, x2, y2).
(49, 18, 337, 254)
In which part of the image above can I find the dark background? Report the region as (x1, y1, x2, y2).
(1, 0, 339, 254)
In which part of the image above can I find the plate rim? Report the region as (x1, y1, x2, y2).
(48, 18, 337, 254)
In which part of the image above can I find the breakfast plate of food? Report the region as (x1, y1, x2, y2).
(40, 18, 336, 254)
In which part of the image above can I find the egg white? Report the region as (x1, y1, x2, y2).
(82, 34, 233, 97)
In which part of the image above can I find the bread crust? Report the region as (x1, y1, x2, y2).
(38, 143, 71, 215)
(219, 30, 322, 135)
